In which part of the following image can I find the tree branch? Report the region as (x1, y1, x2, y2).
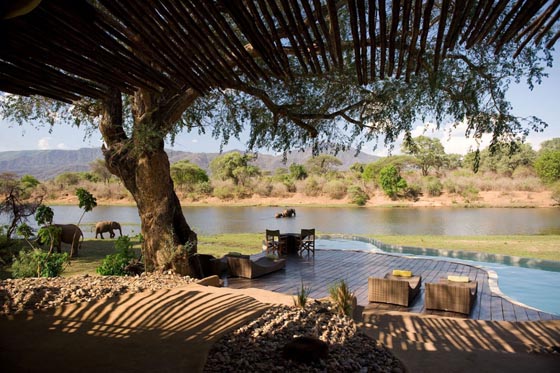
(231, 82, 369, 137)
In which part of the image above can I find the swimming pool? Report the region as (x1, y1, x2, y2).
(316, 237, 560, 316)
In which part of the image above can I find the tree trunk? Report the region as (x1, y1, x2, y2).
(98, 88, 198, 274)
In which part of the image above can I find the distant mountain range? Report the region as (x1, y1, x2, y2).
(0, 147, 379, 180)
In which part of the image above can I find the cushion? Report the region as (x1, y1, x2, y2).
(392, 269, 413, 277)
(227, 252, 250, 259)
(448, 275, 470, 283)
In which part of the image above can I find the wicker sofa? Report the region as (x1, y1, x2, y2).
(226, 255, 286, 279)
(425, 279, 478, 315)
(368, 273, 422, 307)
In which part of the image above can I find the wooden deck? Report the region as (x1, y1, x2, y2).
(225, 250, 559, 322)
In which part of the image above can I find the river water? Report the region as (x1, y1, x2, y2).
(25, 205, 560, 237)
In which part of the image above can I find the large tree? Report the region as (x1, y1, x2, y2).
(0, 3, 556, 273)
(401, 135, 446, 176)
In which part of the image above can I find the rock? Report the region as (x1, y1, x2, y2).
(283, 336, 329, 363)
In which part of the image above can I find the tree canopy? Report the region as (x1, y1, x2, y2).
(401, 136, 446, 176)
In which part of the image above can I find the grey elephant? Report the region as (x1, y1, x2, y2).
(282, 208, 296, 217)
(38, 224, 83, 258)
(95, 221, 123, 239)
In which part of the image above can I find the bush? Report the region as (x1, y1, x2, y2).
(378, 165, 407, 199)
(212, 184, 235, 200)
(323, 180, 347, 199)
(96, 236, 138, 276)
(303, 177, 321, 197)
(443, 179, 459, 194)
(424, 176, 443, 196)
(254, 181, 273, 197)
(11, 249, 69, 278)
(551, 182, 560, 205)
(293, 281, 311, 308)
(535, 150, 560, 184)
(459, 184, 480, 202)
(328, 280, 355, 317)
(194, 181, 213, 195)
(348, 185, 369, 206)
(0, 226, 25, 266)
(405, 183, 422, 200)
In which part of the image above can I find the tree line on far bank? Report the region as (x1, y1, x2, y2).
(3, 137, 560, 211)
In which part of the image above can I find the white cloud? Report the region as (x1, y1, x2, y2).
(191, 139, 198, 143)
(57, 143, 67, 149)
(37, 137, 52, 150)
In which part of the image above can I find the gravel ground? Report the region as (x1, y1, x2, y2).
(0, 272, 195, 316)
(1, 275, 404, 372)
(205, 301, 405, 373)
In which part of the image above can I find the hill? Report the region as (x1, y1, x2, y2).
(0, 147, 379, 180)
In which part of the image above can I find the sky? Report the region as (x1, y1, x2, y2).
(1, 50, 559, 156)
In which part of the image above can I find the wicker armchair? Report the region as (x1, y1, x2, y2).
(425, 279, 478, 315)
(227, 256, 286, 279)
(368, 273, 422, 307)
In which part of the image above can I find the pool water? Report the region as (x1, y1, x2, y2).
(316, 238, 560, 316)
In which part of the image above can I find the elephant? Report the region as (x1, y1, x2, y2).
(282, 208, 296, 218)
(95, 221, 122, 239)
(275, 208, 296, 218)
(38, 224, 83, 258)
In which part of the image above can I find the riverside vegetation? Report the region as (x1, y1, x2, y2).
(12, 137, 560, 208)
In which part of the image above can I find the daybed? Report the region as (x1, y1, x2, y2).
(227, 255, 286, 279)
(368, 272, 422, 307)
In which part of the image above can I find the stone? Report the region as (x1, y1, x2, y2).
(282, 336, 328, 364)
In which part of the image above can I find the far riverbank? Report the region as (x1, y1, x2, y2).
(45, 190, 557, 208)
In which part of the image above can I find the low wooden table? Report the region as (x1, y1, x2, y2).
(425, 278, 478, 315)
(280, 233, 301, 255)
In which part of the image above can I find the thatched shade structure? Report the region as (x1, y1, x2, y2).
(1, 0, 559, 103)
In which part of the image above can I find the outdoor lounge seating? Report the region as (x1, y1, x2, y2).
(265, 229, 287, 256)
(226, 255, 286, 279)
(298, 228, 316, 256)
(368, 272, 422, 307)
(425, 277, 478, 315)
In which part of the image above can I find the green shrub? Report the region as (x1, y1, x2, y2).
(11, 249, 69, 278)
(0, 226, 25, 266)
(378, 165, 407, 199)
(97, 236, 138, 276)
(323, 180, 347, 199)
(348, 185, 369, 206)
(535, 150, 560, 184)
(424, 176, 443, 196)
(194, 181, 213, 195)
(328, 279, 355, 317)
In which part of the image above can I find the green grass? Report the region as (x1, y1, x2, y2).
(368, 235, 560, 261)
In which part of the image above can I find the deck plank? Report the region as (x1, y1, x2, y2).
(226, 249, 558, 322)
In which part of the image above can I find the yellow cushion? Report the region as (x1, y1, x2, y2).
(392, 269, 412, 277)
(448, 275, 470, 283)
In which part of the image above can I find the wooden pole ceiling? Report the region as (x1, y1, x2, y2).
(1, 0, 559, 103)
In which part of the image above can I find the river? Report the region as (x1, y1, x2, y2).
(24, 205, 560, 238)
